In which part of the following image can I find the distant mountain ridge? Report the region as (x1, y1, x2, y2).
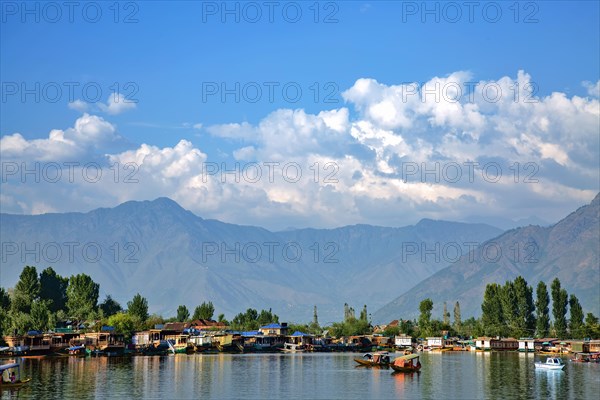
(0, 198, 502, 322)
(373, 193, 600, 323)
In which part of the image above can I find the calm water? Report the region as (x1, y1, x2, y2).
(2, 352, 599, 399)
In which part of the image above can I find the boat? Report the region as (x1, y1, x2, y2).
(390, 353, 422, 373)
(0, 362, 31, 390)
(281, 343, 305, 353)
(535, 357, 565, 370)
(354, 352, 391, 367)
(67, 345, 88, 356)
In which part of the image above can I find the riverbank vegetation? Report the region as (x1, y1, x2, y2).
(1, 266, 598, 341)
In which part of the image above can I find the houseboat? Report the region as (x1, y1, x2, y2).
(519, 338, 535, 352)
(3, 331, 51, 357)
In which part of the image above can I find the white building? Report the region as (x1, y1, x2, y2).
(395, 335, 412, 348)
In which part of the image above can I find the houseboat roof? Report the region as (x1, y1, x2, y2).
(0, 363, 19, 371)
(260, 323, 284, 329)
(291, 331, 311, 337)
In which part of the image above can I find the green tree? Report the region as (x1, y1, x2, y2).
(418, 298, 433, 336)
(257, 308, 278, 326)
(550, 278, 568, 338)
(127, 293, 149, 322)
(443, 302, 450, 325)
(359, 305, 368, 322)
(177, 305, 190, 322)
(66, 274, 99, 323)
(39, 267, 68, 313)
(0, 288, 12, 339)
(453, 301, 461, 333)
(481, 283, 504, 336)
(568, 295, 585, 338)
(99, 295, 122, 317)
(217, 313, 228, 324)
(313, 306, 319, 326)
(500, 280, 517, 337)
(107, 312, 140, 340)
(584, 313, 600, 339)
(513, 276, 536, 338)
(30, 300, 50, 331)
(12, 266, 40, 314)
(535, 281, 550, 338)
(192, 301, 215, 320)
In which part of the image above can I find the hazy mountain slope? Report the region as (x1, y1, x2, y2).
(0, 198, 502, 322)
(373, 194, 600, 323)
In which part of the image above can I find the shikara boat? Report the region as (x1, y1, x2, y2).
(0, 362, 31, 390)
(67, 345, 89, 356)
(390, 353, 422, 373)
(354, 352, 391, 367)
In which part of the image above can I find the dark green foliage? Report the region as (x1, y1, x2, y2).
(418, 298, 433, 336)
(568, 295, 585, 338)
(99, 295, 122, 318)
(127, 293, 149, 322)
(177, 305, 190, 322)
(39, 267, 68, 313)
(535, 281, 550, 338)
(453, 301, 461, 332)
(551, 278, 568, 338)
(231, 308, 279, 331)
(192, 301, 215, 320)
(66, 274, 99, 322)
(12, 265, 40, 314)
(481, 283, 504, 336)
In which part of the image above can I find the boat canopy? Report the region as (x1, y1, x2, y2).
(291, 331, 311, 337)
(0, 363, 19, 371)
(398, 353, 419, 361)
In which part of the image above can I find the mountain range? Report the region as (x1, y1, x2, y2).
(0, 198, 502, 322)
(373, 193, 600, 323)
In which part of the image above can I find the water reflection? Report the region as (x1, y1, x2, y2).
(1, 352, 598, 399)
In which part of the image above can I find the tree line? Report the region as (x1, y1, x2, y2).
(411, 276, 599, 339)
(0, 266, 232, 340)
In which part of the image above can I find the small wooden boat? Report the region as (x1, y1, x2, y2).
(390, 353, 422, 373)
(354, 352, 391, 367)
(535, 357, 565, 370)
(0, 362, 31, 390)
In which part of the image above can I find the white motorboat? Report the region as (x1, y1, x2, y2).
(535, 357, 565, 370)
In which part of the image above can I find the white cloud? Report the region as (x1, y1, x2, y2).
(2, 71, 598, 229)
(583, 80, 600, 98)
(0, 113, 120, 161)
(98, 93, 137, 115)
(68, 99, 89, 112)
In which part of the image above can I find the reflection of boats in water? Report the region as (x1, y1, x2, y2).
(354, 352, 391, 367)
(0, 362, 31, 390)
(571, 352, 600, 363)
(390, 353, 421, 373)
(535, 357, 565, 370)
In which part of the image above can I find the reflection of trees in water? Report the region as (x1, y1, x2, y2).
(486, 352, 537, 399)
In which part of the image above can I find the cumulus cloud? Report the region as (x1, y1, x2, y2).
(0, 113, 122, 161)
(2, 71, 598, 229)
(68, 93, 137, 115)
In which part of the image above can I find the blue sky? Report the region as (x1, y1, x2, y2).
(1, 1, 599, 229)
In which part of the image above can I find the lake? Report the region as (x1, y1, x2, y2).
(2, 352, 599, 399)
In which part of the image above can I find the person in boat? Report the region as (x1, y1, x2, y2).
(10, 371, 16, 383)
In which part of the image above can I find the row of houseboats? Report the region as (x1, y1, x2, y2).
(2, 322, 599, 362)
